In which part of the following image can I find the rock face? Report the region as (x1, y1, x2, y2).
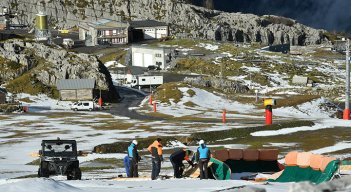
(184, 76, 250, 93)
(2, 0, 327, 45)
(0, 39, 119, 101)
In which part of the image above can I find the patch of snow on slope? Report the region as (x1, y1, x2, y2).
(104, 61, 125, 68)
(156, 87, 255, 117)
(251, 119, 351, 136)
(310, 142, 351, 155)
(197, 43, 219, 51)
(275, 98, 337, 119)
(16, 93, 72, 110)
(241, 66, 261, 72)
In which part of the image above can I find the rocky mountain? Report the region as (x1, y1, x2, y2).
(0, 39, 119, 101)
(192, 0, 351, 33)
(2, 0, 328, 45)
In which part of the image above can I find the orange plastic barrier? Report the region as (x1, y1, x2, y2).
(228, 149, 243, 160)
(258, 149, 279, 161)
(297, 152, 312, 168)
(320, 156, 337, 172)
(243, 149, 259, 161)
(285, 151, 298, 166)
(214, 149, 229, 162)
(310, 154, 324, 170)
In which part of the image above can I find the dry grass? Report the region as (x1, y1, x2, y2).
(19, 97, 34, 103)
(92, 121, 134, 130)
(144, 112, 174, 118)
(234, 94, 320, 109)
(186, 89, 196, 97)
(274, 95, 321, 108)
(45, 112, 79, 119)
(99, 49, 127, 64)
(0, 115, 10, 120)
(6, 72, 59, 99)
(312, 49, 344, 59)
(183, 101, 198, 107)
(9, 121, 44, 127)
(237, 126, 351, 154)
(153, 82, 186, 104)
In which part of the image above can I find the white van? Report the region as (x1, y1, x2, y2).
(71, 101, 95, 111)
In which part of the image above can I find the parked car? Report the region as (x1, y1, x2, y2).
(147, 65, 161, 71)
(62, 38, 74, 49)
(38, 138, 81, 180)
(71, 101, 95, 111)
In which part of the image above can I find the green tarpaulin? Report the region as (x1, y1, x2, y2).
(268, 160, 339, 184)
(209, 158, 231, 180)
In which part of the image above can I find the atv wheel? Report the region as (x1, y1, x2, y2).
(68, 167, 81, 180)
(38, 168, 49, 178)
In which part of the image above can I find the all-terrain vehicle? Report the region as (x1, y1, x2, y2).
(38, 138, 82, 180)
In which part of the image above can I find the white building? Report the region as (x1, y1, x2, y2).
(79, 19, 129, 46)
(131, 45, 171, 69)
(130, 20, 169, 40)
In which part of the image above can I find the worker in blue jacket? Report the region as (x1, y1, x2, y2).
(196, 140, 211, 179)
(128, 140, 141, 177)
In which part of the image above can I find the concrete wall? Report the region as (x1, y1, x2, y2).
(60, 89, 93, 101)
(132, 46, 167, 69)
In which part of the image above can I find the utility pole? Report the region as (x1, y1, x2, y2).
(344, 39, 350, 120)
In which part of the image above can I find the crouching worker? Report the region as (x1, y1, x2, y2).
(170, 149, 194, 178)
(148, 138, 163, 180)
(128, 140, 141, 177)
(196, 140, 211, 179)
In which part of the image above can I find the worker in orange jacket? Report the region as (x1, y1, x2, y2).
(147, 138, 163, 180)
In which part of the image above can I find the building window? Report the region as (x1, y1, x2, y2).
(142, 78, 145, 81)
(155, 53, 162, 58)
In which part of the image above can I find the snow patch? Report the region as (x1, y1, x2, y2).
(104, 61, 125, 68)
(251, 119, 351, 136)
(197, 43, 219, 51)
(0, 178, 80, 192)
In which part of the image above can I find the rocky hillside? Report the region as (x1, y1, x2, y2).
(0, 39, 119, 101)
(3, 0, 328, 45)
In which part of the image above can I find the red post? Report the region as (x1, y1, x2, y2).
(344, 109, 350, 120)
(98, 97, 103, 109)
(149, 95, 153, 105)
(265, 105, 273, 125)
(153, 102, 157, 112)
(222, 109, 226, 123)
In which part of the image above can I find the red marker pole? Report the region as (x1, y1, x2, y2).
(98, 97, 103, 110)
(149, 95, 153, 105)
(222, 109, 226, 123)
(344, 109, 350, 120)
(265, 105, 273, 125)
(153, 102, 157, 112)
